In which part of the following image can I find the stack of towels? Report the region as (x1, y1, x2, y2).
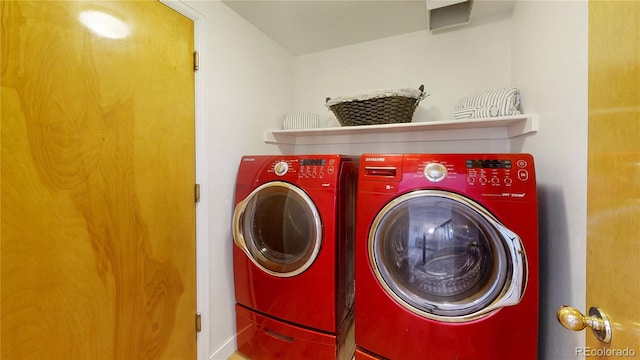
(453, 88, 521, 119)
(282, 112, 320, 130)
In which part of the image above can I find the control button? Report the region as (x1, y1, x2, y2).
(274, 161, 289, 176)
(467, 176, 476, 185)
(327, 166, 335, 174)
(491, 177, 500, 184)
(504, 177, 513, 185)
(479, 176, 488, 185)
(518, 169, 529, 181)
(424, 163, 447, 182)
(517, 160, 528, 168)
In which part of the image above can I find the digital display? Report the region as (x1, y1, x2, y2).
(466, 159, 512, 169)
(301, 159, 326, 166)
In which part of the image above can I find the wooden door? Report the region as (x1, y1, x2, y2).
(585, 0, 639, 356)
(1, 1, 196, 359)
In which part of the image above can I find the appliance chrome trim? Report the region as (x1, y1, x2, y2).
(233, 181, 322, 278)
(368, 189, 527, 322)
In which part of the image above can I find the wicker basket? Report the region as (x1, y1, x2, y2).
(325, 85, 428, 126)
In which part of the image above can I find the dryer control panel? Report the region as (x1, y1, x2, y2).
(267, 158, 337, 179)
(237, 155, 356, 190)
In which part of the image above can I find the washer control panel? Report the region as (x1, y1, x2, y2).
(463, 157, 531, 187)
(360, 154, 536, 198)
(415, 157, 532, 187)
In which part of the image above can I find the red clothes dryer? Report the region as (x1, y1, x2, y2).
(233, 155, 358, 360)
(354, 154, 538, 360)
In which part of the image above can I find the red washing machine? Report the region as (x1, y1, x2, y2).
(233, 155, 358, 360)
(354, 154, 538, 360)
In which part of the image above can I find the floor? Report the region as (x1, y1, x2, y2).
(227, 353, 249, 360)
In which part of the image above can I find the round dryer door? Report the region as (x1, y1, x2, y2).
(369, 190, 527, 322)
(233, 181, 322, 277)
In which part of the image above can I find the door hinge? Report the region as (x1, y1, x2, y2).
(193, 51, 199, 71)
(195, 184, 201, 203)
(195, 313, 202, 333)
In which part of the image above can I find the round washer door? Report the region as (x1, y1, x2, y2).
(369, 190, 527, 322)
(233, 181, 322, 277)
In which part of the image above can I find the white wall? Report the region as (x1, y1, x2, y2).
(291, 17, 515, 155)
(294, 17, 513, 128)
(181, 1, 293, 358)
(511, 1, 588, 359)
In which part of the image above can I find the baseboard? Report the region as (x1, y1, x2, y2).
(209, 335, 238, 360)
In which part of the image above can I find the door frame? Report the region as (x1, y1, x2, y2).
(158, 0, 209, 358)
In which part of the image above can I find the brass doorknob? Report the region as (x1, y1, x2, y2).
(556, 306, 612, 343)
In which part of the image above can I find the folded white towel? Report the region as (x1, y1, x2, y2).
(454, 88, 521, 119)
(282, 112, 319, 130)
(453, 105, 499, 120)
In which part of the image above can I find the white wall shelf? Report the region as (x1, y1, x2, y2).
(264, 115, 537, 145)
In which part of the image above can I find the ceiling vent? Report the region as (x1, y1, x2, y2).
(427, 0, 474, 31)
